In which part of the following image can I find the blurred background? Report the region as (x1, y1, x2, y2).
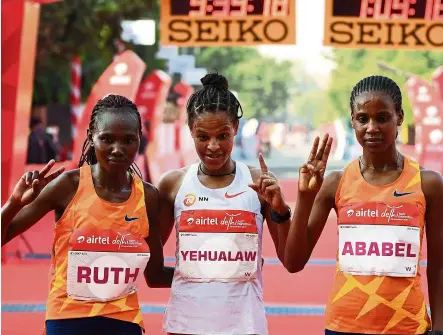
(2, 0, 442, 334)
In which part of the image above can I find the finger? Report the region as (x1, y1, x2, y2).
(31, 178, 40, 193)
(258, 153, 269, 174)
(25, 172, 33, 186)
(264, 184, 279, 199)
(45, 167, 65, 183)
(248, 183, 260, 193)
(308, 136, 320, 162)
(261, 178, 276, 194)
(315, 134, 330, 161)
(39, 159, 56, 178)
(322, 136, 334, 163)
(32, 170, 40, 182)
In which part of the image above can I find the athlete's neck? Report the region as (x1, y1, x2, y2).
(361, 145, 401, 171)
(91, 164, 131, 192)
(199, 158, 236, 177)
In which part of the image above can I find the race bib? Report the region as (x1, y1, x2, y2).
(67, 228, 150, 302)
(338, 202, 421, 277)
(178, 209, 259, 282)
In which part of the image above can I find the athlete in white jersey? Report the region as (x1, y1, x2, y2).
(158, 71, 292, 335)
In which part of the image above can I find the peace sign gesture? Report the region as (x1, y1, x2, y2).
(10, 160, 65, 207)
(299, 134, 333, 194)
(249, 153, 288, 214)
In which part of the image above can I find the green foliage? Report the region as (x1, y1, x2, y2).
(33, 0, 157, 105)
(326, 50, 443, 126)
(195, 47, 294, 119)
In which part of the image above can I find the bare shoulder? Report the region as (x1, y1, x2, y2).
(420, 167, 443, 198)
(142, 180, 159, 200)
(158, 166, 191, 199)
(319, 170, 344, 199)
(48, 168, 81, 209)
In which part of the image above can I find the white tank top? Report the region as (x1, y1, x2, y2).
(163, 162, 267, 335)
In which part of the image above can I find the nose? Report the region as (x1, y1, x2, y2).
(366, 119, 379, 134)
(207, 137, 220, 151)
(111, 142, 125, 156)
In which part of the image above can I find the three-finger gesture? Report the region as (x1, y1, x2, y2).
(249, 154, 287, 214)
(299, 134, 333, 194)
(10, 160, 65, 206)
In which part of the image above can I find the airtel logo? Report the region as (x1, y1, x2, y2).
(347, 209, 354, 217)
(187, 218, 194, 225)
(77, 236, 85, 243)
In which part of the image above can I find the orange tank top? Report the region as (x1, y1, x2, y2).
(325, 157, 431, 334)
(46, 165, 150, 329)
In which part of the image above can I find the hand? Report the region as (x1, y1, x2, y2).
(249, 153, 288, 214)
(299, 134, 333, 194)
(10, 160, 65, 207)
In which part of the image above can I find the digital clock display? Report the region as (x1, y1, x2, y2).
(324, 0, 442, 50)
(171, 0, 290, 17)
(161, 0, 296, 46)
(333, 0, 442, 20)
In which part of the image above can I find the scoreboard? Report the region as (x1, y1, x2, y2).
(324, 0, 443, 50)
(160, 0, 296, 46)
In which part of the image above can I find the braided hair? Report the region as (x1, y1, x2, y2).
(350, 75, 403, 114)
(186, 70, 243, 127)
(78, 94, 143, 178)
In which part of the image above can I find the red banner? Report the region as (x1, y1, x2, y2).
(72, 51, 146, 164)
(406, 69, 443, 174)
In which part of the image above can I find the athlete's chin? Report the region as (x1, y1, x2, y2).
(201, 155, 228, 170)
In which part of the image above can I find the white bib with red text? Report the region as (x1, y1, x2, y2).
(67, 228, 150, 302)
(178, 209, 258, 282)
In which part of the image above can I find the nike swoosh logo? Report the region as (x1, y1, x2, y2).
(393, 190, 415, 197)
(225, 191, 246, 199)
(124, 215, 140, 222)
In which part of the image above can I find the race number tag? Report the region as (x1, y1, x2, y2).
(178, 210, 258, 282)
(338, 202, 421, 277)
(67, 228, 150, 302)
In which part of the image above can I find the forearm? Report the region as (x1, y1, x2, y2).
(276, 221, 290, 262)
(428, 266, 443, 330)
(283, 193, 316, 273)
(1, 198, 23, 246)
(145, 265, 175, 288)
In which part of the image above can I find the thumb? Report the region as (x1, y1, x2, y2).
(248, 183, 259, 193)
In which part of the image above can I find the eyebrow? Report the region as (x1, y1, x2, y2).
(195, 126, 231, 132)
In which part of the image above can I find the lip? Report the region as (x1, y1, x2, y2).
(365, 138, 383, 143)
(109, 159, 129, 164)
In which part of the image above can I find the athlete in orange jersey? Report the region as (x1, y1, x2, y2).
(284, 76, 443, 335)
(1, 95, 173, 335)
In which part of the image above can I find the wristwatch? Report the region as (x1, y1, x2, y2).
(270, 206, 291, 223)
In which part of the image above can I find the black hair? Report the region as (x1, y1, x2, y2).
(78, 94, 143, 178)
(350, 75, 403, 114)
(186, 70, 243, 127)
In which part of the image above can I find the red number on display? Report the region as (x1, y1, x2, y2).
(264, 0, 289, 16)
(213, 0, 230, 16)
(231, 0, 248, 16)
(425, 0, 443, 20)
(189, 0, 208, 16)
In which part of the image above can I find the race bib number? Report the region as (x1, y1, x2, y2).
(338, 225, 420, 277)
(178, 209, 259, 282)
(67, 228, 150, 302)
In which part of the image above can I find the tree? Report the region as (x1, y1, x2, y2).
(195, 47, 294, 119)
(33, 0, 158, 105)
(326, 50, 443, 126)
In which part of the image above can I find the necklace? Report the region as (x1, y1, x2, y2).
(359, 152, 401, 172)
(198, 162, 236, 177)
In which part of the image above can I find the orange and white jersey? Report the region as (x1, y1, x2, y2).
(163, 162, 267, 335)
(325, 158, 431, 334)
(46, 166, 150, 329)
